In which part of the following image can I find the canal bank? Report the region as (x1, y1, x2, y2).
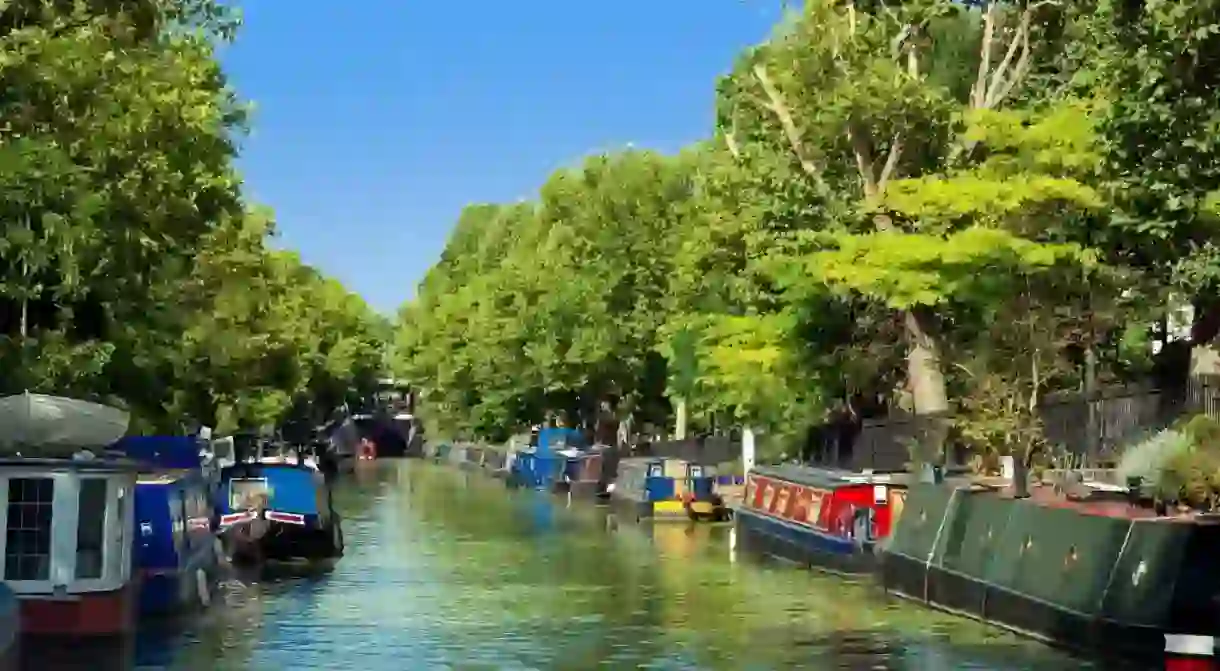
(70, 460, 1090, 669)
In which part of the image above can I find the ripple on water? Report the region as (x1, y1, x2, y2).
(103, 462, 1105, 670)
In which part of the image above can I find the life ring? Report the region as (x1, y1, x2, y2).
(196, 569, 212, 608)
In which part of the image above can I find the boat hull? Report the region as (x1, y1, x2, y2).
(138, 564, 220, 617)
(736, 506, 878, 573)
(607, 494, 730, 522)
(18, 584, 137, 636)
(879, 483, 1220, 663)
(228, 517, 344, 565)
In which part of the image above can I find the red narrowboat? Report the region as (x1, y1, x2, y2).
(735, 465, 908, 574)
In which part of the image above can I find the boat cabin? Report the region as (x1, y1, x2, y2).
(743, 465, 907, 543)
(0, 458, 137, 632)
(132, 469, 217, 615)
(612, 457, 727, 520)
(508, 451, 565, 489)
(218, 462, 334, 530)
(0, 392, 140, 636)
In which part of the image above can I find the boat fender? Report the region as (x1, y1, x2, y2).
(197, 569, 211, 608)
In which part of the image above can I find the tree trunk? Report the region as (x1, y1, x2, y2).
(904, 308, 949, 415)
(742, 426, 757, 474)
(904, 308, 950, 467)
(674, 397, 688, 440)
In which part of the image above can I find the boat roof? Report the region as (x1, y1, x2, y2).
(114, 435, 204, 470)
(960, 482, 1220, 524)
(0, 393, 130, 455)
(224, 460, 317, 475)
(750, 464, 913, 489)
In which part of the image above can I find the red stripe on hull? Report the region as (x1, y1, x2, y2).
(18, 584, 136, 636)
(1166, 657, 1215, 671)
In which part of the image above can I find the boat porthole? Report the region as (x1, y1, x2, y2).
(197, 569, 211, 608)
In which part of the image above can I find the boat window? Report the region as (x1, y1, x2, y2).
(75, 479, 108, 579)
(230, 479, 269, 511)
(4, 477, 54, 581)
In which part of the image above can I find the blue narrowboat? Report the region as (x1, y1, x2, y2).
(507, 427, 585, 490)
(609, 457, 730, 522)
(216, 461, 344, 565)
(114, 435, 224, 617)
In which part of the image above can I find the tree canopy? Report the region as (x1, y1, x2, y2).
(395, 0, 1220, 463)
(0, 0, 387, 435)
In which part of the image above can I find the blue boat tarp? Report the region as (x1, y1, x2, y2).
(115, 435, 204, 470)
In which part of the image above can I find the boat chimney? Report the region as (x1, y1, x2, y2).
(1165, 634, 1215, 671)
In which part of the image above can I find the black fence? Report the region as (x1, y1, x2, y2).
(642, 435, 738, 465)
(640, 376, 1220, 473)
(808, 376, 1220, 472)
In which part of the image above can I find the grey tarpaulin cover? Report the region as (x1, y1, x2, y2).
(0, 392, 129, 454)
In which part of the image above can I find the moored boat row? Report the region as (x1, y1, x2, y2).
(430, 432, 739, 525)
(0, 392, 357, 651)
(429, 430, 1220, 666)
(734, 458, 1220, 665)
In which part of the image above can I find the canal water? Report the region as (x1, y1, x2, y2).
(44, 461, 1095, 670)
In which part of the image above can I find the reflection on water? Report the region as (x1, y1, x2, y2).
(29, 462, 1096, 669)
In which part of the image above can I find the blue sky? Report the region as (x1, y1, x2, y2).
(220, 2, 786, 314)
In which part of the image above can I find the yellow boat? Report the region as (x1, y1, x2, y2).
(609, 458, 731, 522)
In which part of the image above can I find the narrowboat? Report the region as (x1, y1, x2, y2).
(357, 436, 377, 462)
(879, 478, 1220, 663)
(130, 469, 220, 616)
(557, 447, 617, 498)
(217, 461, 344, 565)
(734, 466, 907, 574)
(113, 435, 225, 617)
(0, 393, 138, 637)
(507, 427, 585, 490)
(609, 457, 730, 522)
(372, 378, 422, 458)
